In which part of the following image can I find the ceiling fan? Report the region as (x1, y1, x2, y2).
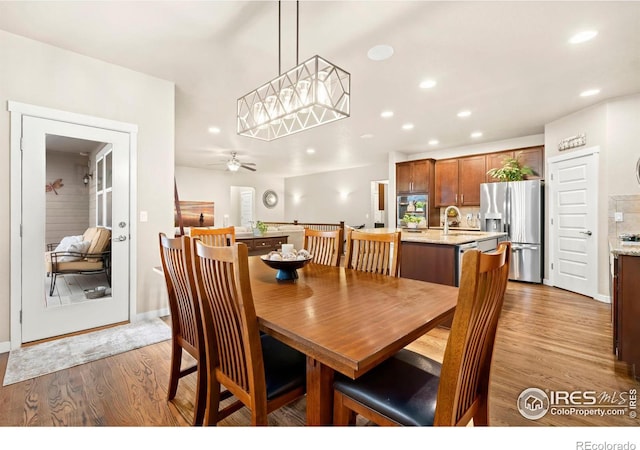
(209, 152, 256, 172)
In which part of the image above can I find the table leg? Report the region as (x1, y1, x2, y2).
(305, 356, 335, 425)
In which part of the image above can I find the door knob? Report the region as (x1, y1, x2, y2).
(113, 235, 127, 242)
(580, 230, 593, 236)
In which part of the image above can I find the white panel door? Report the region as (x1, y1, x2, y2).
(550, 150, 598, 298)
(21, 116, 130, 342)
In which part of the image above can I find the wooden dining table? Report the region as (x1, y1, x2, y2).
(248, 256, 458, 426)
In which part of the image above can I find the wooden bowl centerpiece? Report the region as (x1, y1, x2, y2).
(260, 249, 312, 281)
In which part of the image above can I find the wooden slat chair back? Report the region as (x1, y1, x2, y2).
(190, 226, 235, 247)
(332, 241, 511, 426)
(344, 229, 401, 277)
(191, 241, 306, 425)
(158, 233, 207, 425)
(434, 241, 511, 426)
(303, 228, 341, 267)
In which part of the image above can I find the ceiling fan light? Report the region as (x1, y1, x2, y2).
(227, 160, 241, 171)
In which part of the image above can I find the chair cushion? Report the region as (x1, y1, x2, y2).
(260, 334, 306, 401)
(333, 349, 441, 426)
(84, 227, 111, 261)
(53, 235, 91, 261)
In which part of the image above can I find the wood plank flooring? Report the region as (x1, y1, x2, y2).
(0, 282, 638, 426)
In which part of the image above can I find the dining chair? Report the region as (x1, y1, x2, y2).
(158, 232, 208, 426)
(303, 228, 341, 267)
(191, 240, 307, 426)
(344, 229, 401, 277)
(190, 226, 235, 247)
(333, 241, 512, 426)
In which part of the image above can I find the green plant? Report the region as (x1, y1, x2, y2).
(486, 154, 534, 181)
(414, 200, 426, 210)
(403, 214, 422, 223)
(254, 220, 268, 233)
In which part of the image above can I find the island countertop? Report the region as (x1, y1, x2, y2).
(359, 228, 507, 246)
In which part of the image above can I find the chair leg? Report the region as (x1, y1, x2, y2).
(49, 273, 57, 296)
(192, 360, 207, 426)
(333, 391, 357, 425)
(167, 342, 182, 401)
(203, 378, 222, 426)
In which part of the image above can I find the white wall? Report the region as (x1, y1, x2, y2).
(174, 166, 285, 226)
(285, 164, 389, 227)
(544, 93, 640, 300)
(0, 30, 175, 344)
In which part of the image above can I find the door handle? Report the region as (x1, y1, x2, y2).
(113, 235, 127, 242)
(580, 231, 593, 236)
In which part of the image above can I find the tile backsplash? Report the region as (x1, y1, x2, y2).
(609, 195, 640, 238)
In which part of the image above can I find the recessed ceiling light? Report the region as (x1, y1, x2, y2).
(428, 139, 439, 146)
(380, 111, 394, 118)
(402, 123, 414, 130)
(208, 126, 221, 134)
(367, 44, 394, 61)
(419, 79, 437, 89)
(306, 148, 315, 154)
(580, 89, 601, 97)
(569, 30, 598, 44)
(471, 131, 483, 138)
(360, 133, 374, 139)
(457, 110, 471, 118)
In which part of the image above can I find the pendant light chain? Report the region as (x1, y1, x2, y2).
(296, 0, 299, 66)
(278, 1, 281, 75)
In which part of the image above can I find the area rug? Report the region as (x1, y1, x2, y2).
(3, 318, 171, 386)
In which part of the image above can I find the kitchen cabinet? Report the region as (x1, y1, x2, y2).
(401, 241, 457, 286)
(396, 159, 433, 194)
(612, 254, 640, 379)
(434, 155, 485, 207)
(486, 146, 544, 182)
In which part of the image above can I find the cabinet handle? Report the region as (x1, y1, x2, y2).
(461, 194, 464, 204)
(455, 194, 458, 203)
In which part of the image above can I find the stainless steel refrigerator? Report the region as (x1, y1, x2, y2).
(480, 180, 543, 283)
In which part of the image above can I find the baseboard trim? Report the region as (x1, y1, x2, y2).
(593, 293, 611, 304)
(134, 308, 169, 322)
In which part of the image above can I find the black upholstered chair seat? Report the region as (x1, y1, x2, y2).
(333, 349, 441, 426)
(261, 334, 307, 401)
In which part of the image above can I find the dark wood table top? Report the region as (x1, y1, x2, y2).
(249, 256, 458, 379)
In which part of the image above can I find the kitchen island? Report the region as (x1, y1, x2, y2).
(399, 228, 507, 287)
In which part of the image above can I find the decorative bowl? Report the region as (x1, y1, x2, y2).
(260, 256, 312, 281)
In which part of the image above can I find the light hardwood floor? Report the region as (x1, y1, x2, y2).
(0, 282, 638, 426)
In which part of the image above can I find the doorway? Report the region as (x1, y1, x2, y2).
(370, 180, 388, 228)
(9, 102, 137, 347)
(548, 147, 599, 299)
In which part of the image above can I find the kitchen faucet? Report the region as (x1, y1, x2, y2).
(443, 205, 462, 235)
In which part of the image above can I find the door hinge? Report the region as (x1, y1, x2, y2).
(20, 224, 22, 237)
(20, 137, 24, 151)
(551, 262, 554, 270)
(550, 218, 554, 225)
(550, 173, 553, 181)
(19, 310, 22, 324)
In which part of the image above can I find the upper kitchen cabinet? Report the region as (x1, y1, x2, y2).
(434, 155, 486, 207)
(486, 146, 545, 182)
(396, 159, 433, 194)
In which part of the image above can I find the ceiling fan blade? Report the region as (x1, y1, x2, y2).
(241, 164, 257, 172)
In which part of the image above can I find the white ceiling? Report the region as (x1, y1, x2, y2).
(1, 1, 639, 177)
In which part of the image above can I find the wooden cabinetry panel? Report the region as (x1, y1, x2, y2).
(459, 155, 486, 206)
(434, 159, 458, 206)
(396, 159, 432, 194)
(614, 255, 640, 377)
(400, 241, 456, 286)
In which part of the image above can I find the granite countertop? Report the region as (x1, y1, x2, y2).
(360, 228, 507, 246)
(609, 238, 640, 257)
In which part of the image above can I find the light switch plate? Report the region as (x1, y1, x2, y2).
(139, 211, 148, 222)
(614, 212, 624, 222)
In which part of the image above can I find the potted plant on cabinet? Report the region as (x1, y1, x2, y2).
(252, 220, 268, 236)
(486, 153, 534, 181)
(414, 200, 426, 212)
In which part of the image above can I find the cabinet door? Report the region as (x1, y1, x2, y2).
(459, 155, 486, 206)
(410, 159, 430, 193)
(516, 146, 544, 180)
(486, 151, 514, 183)
(434, 159, 459, 206)
(396, 162, 412, 193)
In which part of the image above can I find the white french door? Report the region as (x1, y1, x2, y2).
(549, 148, 598, 298)
(21, 116, 131, 342)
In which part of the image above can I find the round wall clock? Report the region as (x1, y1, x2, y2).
(263, 189, 278, 208)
